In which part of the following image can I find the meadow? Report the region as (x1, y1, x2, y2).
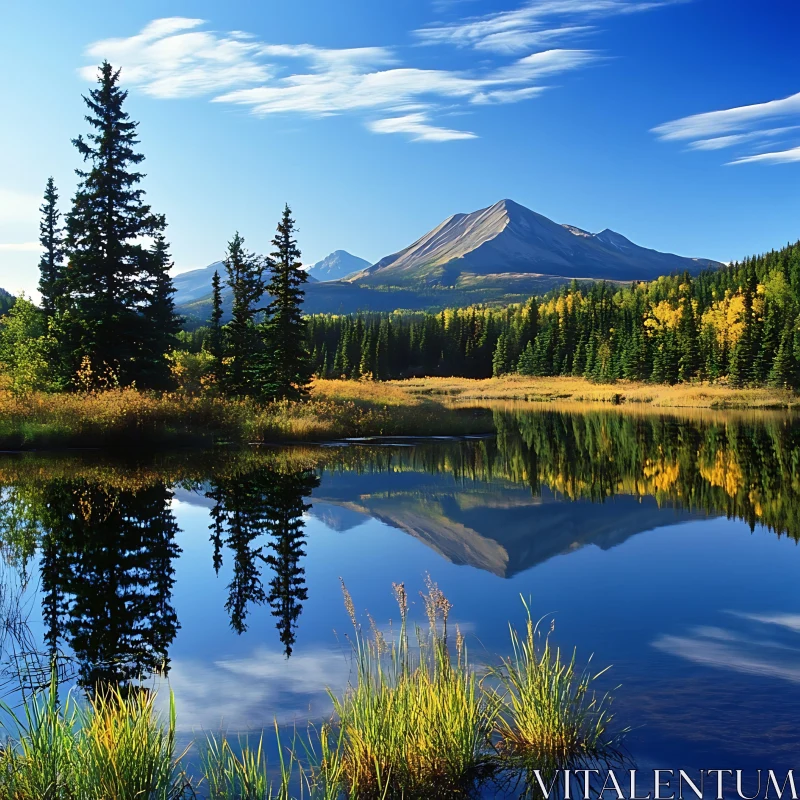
(0, 376, 796, 449)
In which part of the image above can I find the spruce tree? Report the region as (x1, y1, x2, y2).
(260, 205, 312, 400)
(222, 232, 265, 396)
(140, 230, 182, 388)
(517, 341, 536, 375)
(359, 324, 376, 379)
(38, 177, 64, 318)
(376, 318, 391, 380)
(209, 269, 224, 384)
(64, 61, 170, 387)
(677, 311, 698, 381)
(492, 333, 508, 377)
(768, 322, 798, 388)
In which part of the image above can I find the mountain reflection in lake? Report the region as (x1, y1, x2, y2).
(1, 407, 799, 769)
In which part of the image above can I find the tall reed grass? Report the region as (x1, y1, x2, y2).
(306, 578, 495, 799)
(490, 600, 625, 774)
(200, 726, 294, 800)
(0, 676, 187, 799)
(0, 587, 625, 799)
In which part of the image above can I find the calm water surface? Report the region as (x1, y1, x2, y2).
(1, 406, 799, 781)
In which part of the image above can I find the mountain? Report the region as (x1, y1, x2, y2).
(349, 199, 722, 288)
(172, 261, 225, 306)
(311, 469, 708, 578)
(173, 200, 723, 323)
(307, 250, 370, 282)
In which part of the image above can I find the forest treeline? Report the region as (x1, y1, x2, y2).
(293, 242, 800, 387)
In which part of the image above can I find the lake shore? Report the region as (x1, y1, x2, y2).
(0, 377, 796, 450)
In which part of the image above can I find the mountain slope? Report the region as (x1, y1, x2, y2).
(172, 259, 321, 309)
(307, 250, 369, 282)
(311, 469, 707, 578)
(172, 261, 225, 306)
(350, 199, 722, 287)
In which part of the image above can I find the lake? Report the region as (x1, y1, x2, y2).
(1, 405, 799, 786)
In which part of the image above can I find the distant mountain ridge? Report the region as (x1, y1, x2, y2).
(171, 248, 369, 309)
(307, 250, 369, 282)
(349, 199, 722, 287)
(173, 200, 723, 323)
(172, 262, 226, 306)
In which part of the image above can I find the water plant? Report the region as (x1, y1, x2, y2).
(0, 677, 187, 800)
(0, 584, 626, 799)
(490, 599, 624, 774)
(200, 726, 294, 800)
(308, 578, 496, 799)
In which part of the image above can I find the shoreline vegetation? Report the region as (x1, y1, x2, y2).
(0, 582, 624, 799)
(3, 60, 799, 457)
(0, 376, 796, 451)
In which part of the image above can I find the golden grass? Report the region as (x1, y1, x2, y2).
(312, 579, 494, 799)
(1, 375, 795, 450)
(0, 585, 624, 799)
(0, 384, 492, 449)
(358, 376, 799, 409)
(0, 680, 186, 800)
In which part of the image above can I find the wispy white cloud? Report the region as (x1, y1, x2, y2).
(368, 113, 477, 141)
(82, 17, 605, 141)
(82, 17, 271, 98)
(652, 91, 800, 165)
(213, 65, 500, 117)
(687, 125, 800, 151)
(652, 610, 800, 684)
(471, 86, 547, 104)
(493, 48, 599, 80)
(728, 145, 800, 166)
(415, 0, 687, 53)
(454, 24, 593, 56)
(653, 92, 800, 142)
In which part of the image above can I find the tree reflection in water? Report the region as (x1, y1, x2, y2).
(0, 407, 798, 692)
(205, 466, 318, 655)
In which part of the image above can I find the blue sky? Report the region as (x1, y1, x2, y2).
(1, 0, 798, 296)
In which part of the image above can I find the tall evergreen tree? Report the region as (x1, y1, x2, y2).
(376, 318, 391, 380)
(222, 232, 265, 396)
(359, 324, 376, 379)
(768, 322, 798, 388)
(209, 269, 224, 384)
(729, 287, 755, 387)
(492, 333, 509, 377)
(517, 341, 536, 375)
(140, 229, 182, 388)
(261, 205, 312, 400)
(38, 177, 64, 318)
(677, 296, 699, 382)
(64, 61, 171, 387)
